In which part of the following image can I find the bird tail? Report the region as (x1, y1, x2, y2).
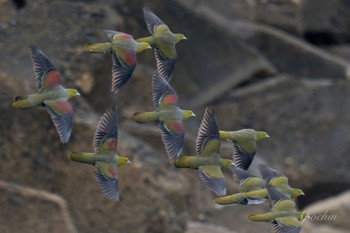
(131, 112, 158, 123)
(213, 193, 247, 205)
(136, 36, 153, 45)
(12, 95, 36, 109)
(68, 152, 97, 165)
(247, 213, 273, 222)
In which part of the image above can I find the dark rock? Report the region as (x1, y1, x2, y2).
(301, 0, 350, 44)
(175, 0, 350, 80)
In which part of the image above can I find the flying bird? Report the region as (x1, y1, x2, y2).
(136, 7, 187, 81)
(83, 30, 151, 93)
(131, 72, 195, 161)
(258, 164, 304, 199)
(172, 106, 234, 196)
(214, 166, 266, 205)
(68, 106, 131, 201)
(219, 129, 269, 170)
(12, 44, 80, 143)
(248, 185, 306, 233)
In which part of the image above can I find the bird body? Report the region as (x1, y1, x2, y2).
(83, 30, 151, 93)
(219, 129, 269, 170)
(259, 164, 304, 198)
(12, 45, 80, 143)
(68, 107, 130, 201)
(214, 167, 266, 205)
(131, 73, 195, 161)
(171, 107, 234, 196)
(137, 7, 186, 81)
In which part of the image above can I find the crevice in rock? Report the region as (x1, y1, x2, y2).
(12, 0, 26, 10)
(303, 31, 338, 46)
(297, 182, 349, 209)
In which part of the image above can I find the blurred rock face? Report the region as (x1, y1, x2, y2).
(1, 0, 350, 233)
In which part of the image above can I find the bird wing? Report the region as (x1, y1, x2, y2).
(94, 106, 118, 153)
(143, 7, 167, 35)
(111, 52, 136, 93)
(152, 72, 178, 109)
(272, 217, 302, 233)
(29, 44, 61, 90)
(95, 163, 119, 201)
(196, 106, 220, 156)
(159, 121, 184, 161)
(198, 165, 226, 196)
(104, 30, 124, 41)
(82, 42, 112, 53)
(232, 143, 255, 170)
(154, 47, 176, 82)
(229, 166, 263, 192)
(259, 164, 286, 183)
(266, 185, 290, 209)
(44, 99, 73, 143)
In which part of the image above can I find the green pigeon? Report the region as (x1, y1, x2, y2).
(83, 30, 151, 93)
(12, 44, 80, 143)
(172, 106, 235, 196)
(136, 7, 187, 81)
(259, 164, 304, 199)
(248, 185, 306, 233)
(131, 72, 195, 161)
(219, 129, 270, 170)
(214, 166, 266, 205)
(68, 106, 131, 201)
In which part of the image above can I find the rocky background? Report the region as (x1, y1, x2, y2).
(1, 0, 350, 232)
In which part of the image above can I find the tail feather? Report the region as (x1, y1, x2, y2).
(12, 95, 35, 109)
(131, 111, 158, 124)
(68, 152, 97, 165)
(214, 193, 247, 205)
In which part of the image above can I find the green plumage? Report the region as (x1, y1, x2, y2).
(219, 129, 269, 170)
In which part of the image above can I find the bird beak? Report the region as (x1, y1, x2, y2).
(266, 134, 270, 138)
(192, 113, 196, 117)
(146, 44, 152, 49)
(183, 36, 187, 40)
(127, 160, 132, 164)
(301, 191, 305, 196)
(77, 92, 81, 96)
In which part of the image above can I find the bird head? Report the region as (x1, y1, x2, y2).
(118, 157, 131, 167)
(182, 110, 196, 120)
(257, 131, 270, 141)
(137, 42, 152, 53)
(293, 188, 305, 198)
(176, 33, 187, 42)
(67, 89, 80, 99)
(223, 160, 235, 167)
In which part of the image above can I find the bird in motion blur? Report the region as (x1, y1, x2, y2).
(214, 166, 266, 205)
(219, 129, 269, 170)
(172, 106, 234, 196)
(248, 185, 306, 233)
(83, 30, 151, 93)
(131, 72, 195, 161)
(12, 44, 80, 143)
(68, 106, 131, 201)
(137, 7, 187, 81)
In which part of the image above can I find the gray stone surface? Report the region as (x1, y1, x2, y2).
(0, 180, 77, 233)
